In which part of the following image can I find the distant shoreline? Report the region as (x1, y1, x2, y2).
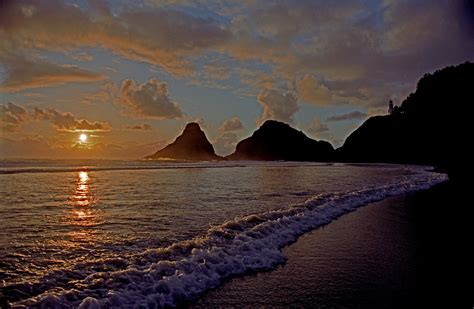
(0, 160, 439, 175)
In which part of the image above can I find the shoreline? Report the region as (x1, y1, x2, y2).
(191, 181, 472, 308)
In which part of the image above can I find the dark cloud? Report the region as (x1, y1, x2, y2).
(219, 117, 243, 132)
(33, 107, 110, 131)
(231, 0, 474, 107)
(124, 124, 153, 131)
(326, 111, 367, 122)
(118, 79, 183, 119)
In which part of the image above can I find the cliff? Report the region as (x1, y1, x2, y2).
(338, 62, 473, 180)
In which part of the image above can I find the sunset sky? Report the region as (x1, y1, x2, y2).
(1, 0, 473, 158)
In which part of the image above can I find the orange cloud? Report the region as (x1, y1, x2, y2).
(0, 135, 166, 159)
(203, 63, 231, 80)
(71, 52, 94, 62)
(219, 117, 243, 132)
(0, 102, 28, 132)
(33, 107, 111, 132)
(0, 55, 105, 92)
(80, 80, 117, 105)
(296, 75, 332, 106)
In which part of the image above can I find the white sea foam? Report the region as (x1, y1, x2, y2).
(9, 169, 447, 308)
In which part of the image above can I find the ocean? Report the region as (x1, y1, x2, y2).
(0, 160, 447, 307)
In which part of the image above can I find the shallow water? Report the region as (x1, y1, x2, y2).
(0, 160, 447, 307)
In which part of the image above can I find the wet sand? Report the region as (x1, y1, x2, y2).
(191, 181, 472, 308)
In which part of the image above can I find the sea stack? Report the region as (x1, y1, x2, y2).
(227, 120, 335, 161)
(146, 123, 223, 161)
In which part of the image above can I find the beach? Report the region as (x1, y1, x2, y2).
(192, 180, 472, 308)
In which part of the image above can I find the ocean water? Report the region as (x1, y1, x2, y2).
(0, 160, 447, 307)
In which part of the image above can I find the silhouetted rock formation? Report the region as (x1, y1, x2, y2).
(338, 62, 473, 180)
(146, 123, 223, 161)
(227, 120, 334, 161)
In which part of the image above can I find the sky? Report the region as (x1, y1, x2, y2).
(1, 0, 473, 158)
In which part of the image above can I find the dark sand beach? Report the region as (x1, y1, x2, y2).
(192, 180, 472, 308)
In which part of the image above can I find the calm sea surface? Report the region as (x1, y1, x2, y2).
(0, 160, 447, 307)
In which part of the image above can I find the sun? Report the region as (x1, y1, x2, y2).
(79, 133, 88, 142)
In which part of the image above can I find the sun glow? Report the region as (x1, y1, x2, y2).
(79, 133, 88, 142)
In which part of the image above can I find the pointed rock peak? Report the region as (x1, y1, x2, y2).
(261, 120, 289, 128)
(145, 122, 223, 161)
(183, 122, 202, 132)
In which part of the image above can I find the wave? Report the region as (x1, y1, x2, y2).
(4, 170, 447, 308)
(0, 161, 333, 175)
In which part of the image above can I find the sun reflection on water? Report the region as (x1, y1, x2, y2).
(63, 171, 104, 244)
(73, 171, 93, 207)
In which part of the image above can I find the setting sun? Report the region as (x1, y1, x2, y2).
(79, 133, 87, 142)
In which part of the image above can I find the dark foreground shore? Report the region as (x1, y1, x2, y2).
(191, 180, 472, 308)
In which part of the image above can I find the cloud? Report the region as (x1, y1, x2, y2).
(219, 117, 243, 132)
(213, 132, 238, 156)
(81, 80, 117, 105)
(0, 136, 57, 158)
(71, 52, 93, 62)
(0, 135, 167, 159)
(228, 0, 474, 107)
(118, 79, 183, 119)
(257, 89, 299, 124)
(1, 102, 109, 133)
(296, 75, 332, 106)
(2, 0, 471, 101)
(0, 102, 28, 132)
(124, 124, 153, 131)
(326, 111, 367, 122)
(33, 107, 111, 131)
(368, 106, 389, 116)
(204, 63, 231, 80)
(0, 0, 231, 77)
(81, 90, 111, 105)
(0, 54, 105, 92)
(307, 117, 329, 136)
